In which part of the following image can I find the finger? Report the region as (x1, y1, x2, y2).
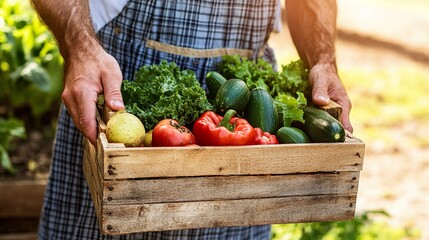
(64, 78, 99, 145)
(62, 89, 81, 130)
(341, 111, 354, 134)
(102, 58, 124, 111)
(338, 100, 353, 133)
(76, 89, 99, 145)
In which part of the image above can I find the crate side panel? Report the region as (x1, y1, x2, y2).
(104, 172, 360, 205)
(103, 142, 365, 179)
(101, 195, 357, 235)
(83, 138, 104, 226)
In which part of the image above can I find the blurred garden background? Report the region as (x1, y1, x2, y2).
(271, 0, 429, 239)
(1, 0, 429, 239)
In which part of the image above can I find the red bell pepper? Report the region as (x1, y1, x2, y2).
(254, 128, 279, 144)
(152, 119, 196, 147)
(193, 109, 257, 146)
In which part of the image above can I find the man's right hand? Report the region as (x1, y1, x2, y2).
(61, 44, 124, 145)
(30, 0, 125, 145)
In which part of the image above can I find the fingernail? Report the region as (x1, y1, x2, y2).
(315, 95, 329, 103)
(111, 100, 124, 108)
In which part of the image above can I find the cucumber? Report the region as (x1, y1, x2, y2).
(215, 79, 250, 113)
(244, 88, 279, 134)
(206, 71, 227, 99)
(302, 106, 345, 142)
(276, 126, 311, 144)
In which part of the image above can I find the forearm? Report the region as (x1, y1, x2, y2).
(31, 0, 124, 145)
(30, 0, 100, 61)
(286, 0, 337, 68)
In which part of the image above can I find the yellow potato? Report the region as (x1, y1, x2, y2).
(106, 111, 145, 147)
(143, 129, 153, 147)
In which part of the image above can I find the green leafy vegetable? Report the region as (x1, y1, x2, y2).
(275, 92, 307, 127)
(273, 60, 310, 98)
(121, 60, 214, 130)
(217, 55, 275, 91)
(217, 55, 310, 127)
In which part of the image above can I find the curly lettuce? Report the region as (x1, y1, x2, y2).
(121, 60, 213, 130)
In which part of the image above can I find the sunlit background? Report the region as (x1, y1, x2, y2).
(271, 0, 429, 239)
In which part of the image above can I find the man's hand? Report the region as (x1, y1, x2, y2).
(30, 0, 125, 145)
(61, 44, 124, 145)
(286, 0, 353, 132)
(309, 63, 353, 133)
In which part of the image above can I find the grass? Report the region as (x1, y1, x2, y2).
(339, 67, 429, 150)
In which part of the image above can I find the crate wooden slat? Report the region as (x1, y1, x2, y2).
(97, 133, 363, 180)
(103, 172, 359, 205)
(83, 108, 365, 235)
(102, 195, 356, 234)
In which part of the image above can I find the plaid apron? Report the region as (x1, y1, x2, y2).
(38, 1, 277, 239)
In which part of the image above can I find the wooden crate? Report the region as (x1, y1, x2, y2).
(83, 107, 365, 235)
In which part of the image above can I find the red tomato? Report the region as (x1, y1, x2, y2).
(151, 119, 196, 147)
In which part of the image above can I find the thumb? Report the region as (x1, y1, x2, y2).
(102, 68, 124, 111)
(311, 80, 330, 106)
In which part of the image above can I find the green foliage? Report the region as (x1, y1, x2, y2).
(121, 60, 214, 130)
(0, 117, 26, 173)
(217, 56, 310, 127)
(0, 0, 63, 174)
(275, 60, 310, 99)
(217, 55, 276, 91)
(271, 210, 421, 240)
(217, 55, 310, 97)
(0, 0, 63, 119)
(274, 92, 307, 127)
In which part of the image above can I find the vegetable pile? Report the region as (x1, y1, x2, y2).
(106, 56, 346, 147)
(217, 55, 309, 127)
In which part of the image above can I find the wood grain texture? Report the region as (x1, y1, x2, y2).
(83, 138, 104, 229)
(103, 172, 360, 205)
(319, 101, 342, 120)
(101, 195, 357, 235)
(98, 133, 364, 179)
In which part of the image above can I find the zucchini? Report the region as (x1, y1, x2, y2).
(302, 106, 345, 142)
(244, 88, 279, 134)
(215, 79, 250, 113)
(206, 71, 227, 99)
(276, 126, 310, 144)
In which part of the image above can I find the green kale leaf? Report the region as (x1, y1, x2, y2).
(121, 60, 214, 130)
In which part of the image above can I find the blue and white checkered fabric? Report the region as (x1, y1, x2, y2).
(38, 1, 278, 239)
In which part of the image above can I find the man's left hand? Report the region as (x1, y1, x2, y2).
(309, 62, 353, 133)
